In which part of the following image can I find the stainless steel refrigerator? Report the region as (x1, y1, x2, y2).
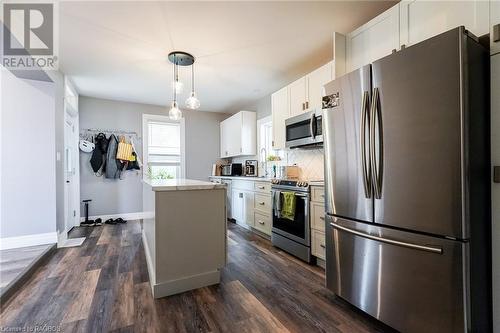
(322, 27, 491, 333)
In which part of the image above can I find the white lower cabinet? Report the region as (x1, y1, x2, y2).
(253, 211, 272, 235)
(311, 230, 326, 260)
(310, 186, 326, 262)
(230, 179, 272, 235)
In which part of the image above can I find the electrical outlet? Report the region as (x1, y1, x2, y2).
(494, 166, 500, 183)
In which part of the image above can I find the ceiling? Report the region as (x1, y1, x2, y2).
(60, 1, 396, 113)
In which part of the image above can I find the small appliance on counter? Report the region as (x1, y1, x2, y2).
(221, 163, 243, 176)
(245, 160, 258, 177)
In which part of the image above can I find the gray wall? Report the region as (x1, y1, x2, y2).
(79, 96, 228, 217)
(0, 69, 57, 238)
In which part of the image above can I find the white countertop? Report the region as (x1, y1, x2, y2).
(209, 176, 273, 181)
(143, 178, 226, 191)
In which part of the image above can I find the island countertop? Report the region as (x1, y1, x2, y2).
(143, 178, 226, 191)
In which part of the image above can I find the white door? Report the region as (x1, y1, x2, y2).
(64, 119, 78, 232)
(346, 4, 400, 71)
(400, 0, 490, 48)
(288, 77, 307, 117)
(271, 87, 289, 150)
(306, 62, 333, 113)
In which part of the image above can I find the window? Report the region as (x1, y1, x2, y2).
(143, 115, 184, 180)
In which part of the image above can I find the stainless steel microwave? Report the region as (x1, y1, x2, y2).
(285, 110, 323, 148)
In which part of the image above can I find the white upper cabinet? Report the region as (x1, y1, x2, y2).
(220, 111, 256, 158)
(491, 0, 500, 55)
(400, 0, 490, 47)
(271, 87, 289, 150)
(289, 61, 334, 117)
(346, 4, 400, 72)
(306, 61, 333, 113)
(288, 77, 307, 117)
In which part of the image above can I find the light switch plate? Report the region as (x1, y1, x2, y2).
(494, 166, 500, 183)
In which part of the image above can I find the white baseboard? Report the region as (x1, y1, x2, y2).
(80, 211, 153, 223)
(152, 270, 221, 298)
(0, 232, 58, 250)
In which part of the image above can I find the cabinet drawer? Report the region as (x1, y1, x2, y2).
(254, 194, 272, 214)
(232, 180, 254, 191)
(254, 181, 271, 193)
(311, 230, 326, 260)
(311, 186, 325, 203)
(311, 202, 326, 232)
(253, 212, 272, 235)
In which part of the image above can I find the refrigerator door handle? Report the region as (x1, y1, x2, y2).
(330, 222, 443, 254)
(370, 87, 383, 199)
(360, 91, 371, 198)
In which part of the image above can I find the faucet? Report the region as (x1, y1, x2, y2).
(260, 147, 268, 178)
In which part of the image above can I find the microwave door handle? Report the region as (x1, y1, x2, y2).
(309, 112, 315, 139)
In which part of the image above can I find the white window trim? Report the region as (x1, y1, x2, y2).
(142, 114, 186, 180)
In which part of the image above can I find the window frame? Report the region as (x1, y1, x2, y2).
(142, 114, 186, 180)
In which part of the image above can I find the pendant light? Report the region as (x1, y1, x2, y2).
(185, 62, 200, 110)
(168, 53, 182, 120)
(167, 51, 200, 119)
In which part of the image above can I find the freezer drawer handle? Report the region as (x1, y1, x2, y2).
(330, 222, 443, 254)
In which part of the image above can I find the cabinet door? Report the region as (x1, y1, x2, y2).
(231, 190, 244, 223)
(243, 191, 255, 226)
(220, 120, 229, 158)
(400, 0, 489, 48)
(491, 0, 500, 55)
(226, 113, 242, 157)
(306, 62, 333, 113)
(288, 77, 307, 117)
(240, 111, 256, 155)
(346, 4, 400, 72)
(271, 87, 289, 150)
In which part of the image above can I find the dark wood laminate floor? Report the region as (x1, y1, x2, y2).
(0, 221, 395, 333)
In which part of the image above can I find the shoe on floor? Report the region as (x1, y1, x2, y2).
(94, 218, 103, 226)
(115, 218, 127, 224)
(105, 218, 117, 225)
(80, 220, 95, 227)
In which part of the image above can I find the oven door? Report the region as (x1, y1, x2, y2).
(271, 190, 310, 246)
(285, 111, 323, 148)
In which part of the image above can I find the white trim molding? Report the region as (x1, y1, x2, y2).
(0, 232, 58, 250)
(79, 211, 153, 223)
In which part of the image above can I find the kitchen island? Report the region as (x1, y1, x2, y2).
(142, 178, 227, 298)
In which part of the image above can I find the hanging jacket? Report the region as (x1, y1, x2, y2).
(105, 134, 121, 179)
(90, 133, 108, 173)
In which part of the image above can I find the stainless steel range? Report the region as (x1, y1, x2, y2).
(271, 179, 313, 263)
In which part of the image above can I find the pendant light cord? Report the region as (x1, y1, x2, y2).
(191, 63, 195, 94)
(173, 55, 177, 104)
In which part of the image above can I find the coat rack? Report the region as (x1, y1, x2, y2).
(79, 128, 141, 141)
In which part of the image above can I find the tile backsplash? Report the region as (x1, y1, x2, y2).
(230, 148, 324, 180)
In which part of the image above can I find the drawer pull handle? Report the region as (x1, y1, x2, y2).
(330, 222, 443, 254)
(320, 244, 325, 248)
(259, 202, 265, 205)
(258, 220, 265, 225)
(258, 186, 265, 189)
(319, 216, 325, 220)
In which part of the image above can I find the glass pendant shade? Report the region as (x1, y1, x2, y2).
(185, 92, 200, 110)
(168, 101, 182, 120)
(173, 80, 183, 94)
